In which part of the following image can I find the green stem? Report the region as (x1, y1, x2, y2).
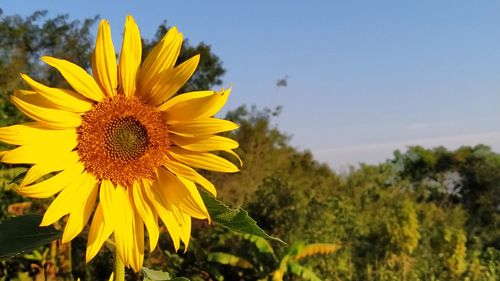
(113, 249, 125, 281)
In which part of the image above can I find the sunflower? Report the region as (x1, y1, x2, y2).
(0, 15, 240, 271)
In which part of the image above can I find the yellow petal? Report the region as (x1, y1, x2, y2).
(147, 180, 181, 251)
(94, 181, 119, 260)
(99, 180, 116, 232)
(112, 186, 128, 266)
(167, 203, 191, 250)
(156, 168, 209, 219)
(146, 55, 200, 106)
(41, 56, 104, 102)
(157, 90, 212, 111)
(13, 90, 57, 108)
(40, 178, 79, 227)
(130, 201, 145, 271)
(138, 179, 155, 209)
(112, 185, 135, 268)
(1, 135, 77, 165)
(16, 89, 35, 95)
(170, 134, 238, 152)
(225, 149, 243, 167)
(131, 181, 159, 251)
(118, 15, 142, 97)
(11, 95, 82, 129)
(93, 19, 118, 97)
(168, 118, 239, 137)
(0, 123, 75, 146)
(16, 162, 84, 198)
(40, 170, 89, 226)
(62, 172, 98, 243)
(161, 88, 231, 121)
(21, 74, 93, 112)
(163, 159, 216, 196)
(167, 147, 239, 173)
(86, 203, 113, 262)
(21, 151, 80, 187)
(176, 177, 210, 222)
(178, 211, 192, 251)
(138, 27, 182, 98)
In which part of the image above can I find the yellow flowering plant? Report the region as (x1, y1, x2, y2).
(0, 15, 278, 280)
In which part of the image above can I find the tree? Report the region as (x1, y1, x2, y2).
(392, 145, 500, 249)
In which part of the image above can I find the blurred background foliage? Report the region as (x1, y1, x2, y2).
(0, 10, 498, 281)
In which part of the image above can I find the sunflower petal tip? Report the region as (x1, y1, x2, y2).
(61, 236, 70, 244)
(85, 247, 99, 264)
(125, 15, 138, 27)
(40, 56, 53, 63)
(173, 242, 180, 252)
(39, 219, 51, 227)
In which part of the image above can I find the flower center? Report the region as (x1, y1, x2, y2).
(77, 96, 169, 186)
(104, 117, 149, 161)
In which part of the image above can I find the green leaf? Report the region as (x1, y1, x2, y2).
(142, 267, 171, 281)
(294, 243, 341, 261)
(242, 234, 277, 258)
(200, 190, 285, 243)
(0, 214, 61, 259)
(142, 267, 190, 281)
(207, 252, 254, 269)
(287, 261, 321, 281)
(0, 168, 27, 190)
(9, 170, 27, 185)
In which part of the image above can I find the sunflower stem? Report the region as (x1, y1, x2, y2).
(113, 249, 125, 281)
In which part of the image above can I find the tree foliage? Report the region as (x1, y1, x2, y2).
(0, 10, 499, 281)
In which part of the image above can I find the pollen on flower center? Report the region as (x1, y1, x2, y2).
(77, 95, 170, 186)
(104, 116, 149, 161)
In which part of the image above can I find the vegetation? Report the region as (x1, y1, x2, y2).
(0, 10, 499, 281)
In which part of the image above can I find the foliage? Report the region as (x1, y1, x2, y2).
(0, 214, 60, 259)
(271, 242, 341, 281)
(0, 10, 499, 281)
(199, 190, 283, 242)
(201, 233, 340, 281)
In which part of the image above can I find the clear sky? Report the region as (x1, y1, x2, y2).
(2, 0, 500, 169)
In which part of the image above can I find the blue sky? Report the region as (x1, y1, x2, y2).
(2, 0, 500, 168)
